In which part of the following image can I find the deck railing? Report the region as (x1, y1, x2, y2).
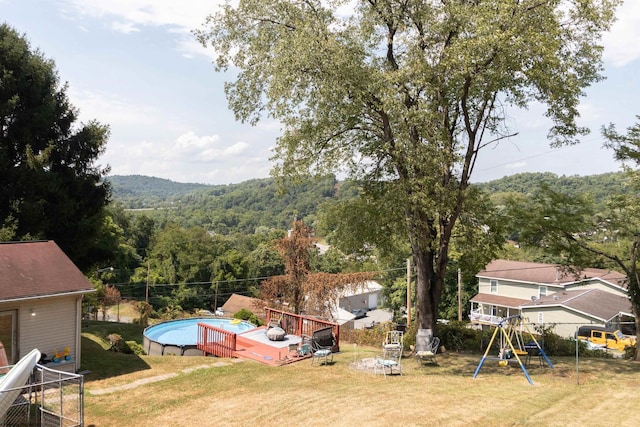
(197, 323, 237, 358)
(265, 308, 340, 352)
(469, 310, 503, 326)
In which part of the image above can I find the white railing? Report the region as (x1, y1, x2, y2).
(469, 310, 503, 325)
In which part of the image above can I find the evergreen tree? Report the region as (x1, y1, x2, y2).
(0, 24, 111, 270)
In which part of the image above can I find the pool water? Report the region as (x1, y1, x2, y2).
(144, 318, 256, 346)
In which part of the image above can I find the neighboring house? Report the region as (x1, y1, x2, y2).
(338, 280, 384, 313)
(219, 294, 267, 319)
(333, 280, 391, 329)
(0, 241, 94, 372)
(470, 259, 633, 337)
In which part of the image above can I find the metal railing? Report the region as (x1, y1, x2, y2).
(1, 363, 83, 426)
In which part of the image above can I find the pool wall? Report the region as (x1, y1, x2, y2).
(143, 318, 254, 356)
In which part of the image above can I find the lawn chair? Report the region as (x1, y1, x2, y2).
(415, 329, 439, 365)
(297, 343, 312, 357)
(311, 327, 335, 365)
(375, 330, 403, 376)
(383, 330, 403, 352)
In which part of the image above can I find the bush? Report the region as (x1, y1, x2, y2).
(624, 345, 637, 360)
(439, 321, 488, 353)
(233, 309, 263, 326)
(126, 340, 146, 355)
(342, 322, 396, 348)
(107, 333, 126, 352)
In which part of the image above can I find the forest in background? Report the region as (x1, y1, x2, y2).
(108, 171, 627, 233)
(93, 171, 629, 324)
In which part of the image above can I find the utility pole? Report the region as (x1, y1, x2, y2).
(214, 282, 219, 312)
(406, 258, 411, 328)
(458, 268, 462, 322)
(146, 260, 150, 304)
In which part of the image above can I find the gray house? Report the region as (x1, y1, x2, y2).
(470, 259, 633, 337)
(0, 241, 94, 372)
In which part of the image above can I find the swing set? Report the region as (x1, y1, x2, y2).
(473, 315, 554, 385)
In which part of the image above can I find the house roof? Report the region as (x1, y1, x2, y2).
(340, 280, 383, 298)
(477, 259, 627, 288)
(220, 293, 267, 317)
(470, 293, 529, 309)
(0, 240, 94, 302)
(521, 289, 632, 322)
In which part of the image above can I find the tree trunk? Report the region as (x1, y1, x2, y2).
(407, 213, 447, 335)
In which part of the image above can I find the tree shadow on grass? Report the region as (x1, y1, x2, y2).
(80, 335, 151, 381)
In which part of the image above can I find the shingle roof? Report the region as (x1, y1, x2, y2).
(470, 293, 529, 308)
(521, 289, 632, 322)
(0, 240, 94, 302)
(477, 259, 627, 288)
(220, 293, 266, 317)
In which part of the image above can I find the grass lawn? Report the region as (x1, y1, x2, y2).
(81, 322, 640, 427)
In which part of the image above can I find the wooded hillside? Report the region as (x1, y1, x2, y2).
(108, 172, 626, 233)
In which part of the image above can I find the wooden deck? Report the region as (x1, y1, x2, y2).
(233, 327, 307, 366)
(197, 310, 338, 366)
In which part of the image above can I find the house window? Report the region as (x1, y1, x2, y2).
(537, 312, 544, 324)
(490, 280, 498, 294)
(539, 286, 547, 298)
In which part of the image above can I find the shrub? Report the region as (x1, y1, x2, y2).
(439, 321, 487, 353)
(233, 309, 263, 326)
(126, 340, 146, 355)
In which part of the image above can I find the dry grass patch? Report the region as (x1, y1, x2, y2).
(83, 346, 640, 427)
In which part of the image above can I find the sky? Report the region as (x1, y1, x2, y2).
(2, 0, 640, 185)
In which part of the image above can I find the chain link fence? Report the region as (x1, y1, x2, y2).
(1, 364, 83, 427)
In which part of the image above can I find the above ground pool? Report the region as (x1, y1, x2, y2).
(143, 318, 256, 356)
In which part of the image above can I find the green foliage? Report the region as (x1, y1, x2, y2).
(439, 322, 492, 354)
(341, 322, 396, 348)
(111, 175, 345, 234)
(0, 24, 112, 271)
(125, 340, 146, 356)
(196, 0, 619, 334)
(480, 172, 630, 212)
(233, 308, 262, 326)
(532, 324, 575, 357)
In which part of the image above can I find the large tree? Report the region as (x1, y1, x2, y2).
(197, 0, 620, 333)
(0, 24, 111, 270)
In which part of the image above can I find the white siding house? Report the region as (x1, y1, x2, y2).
(470, 259, 633, 338)
(0, 241, 94, 372)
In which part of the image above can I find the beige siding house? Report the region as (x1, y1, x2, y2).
(470, 259, 633, 337)
(0, 241, 94, 372)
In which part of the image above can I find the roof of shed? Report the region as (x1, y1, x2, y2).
(0, 240, 94, 302)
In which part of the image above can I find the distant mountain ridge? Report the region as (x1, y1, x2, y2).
(109, 171, 627, 203)
(108, 175, 208, 199)
(107, 172, 627, 232)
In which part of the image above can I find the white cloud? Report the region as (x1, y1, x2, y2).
(68, 88, 158, 127)
(603, 2, 640, 67)
(64, 0, 221, 33)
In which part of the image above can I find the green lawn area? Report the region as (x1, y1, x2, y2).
(80, 321, 640, 426)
